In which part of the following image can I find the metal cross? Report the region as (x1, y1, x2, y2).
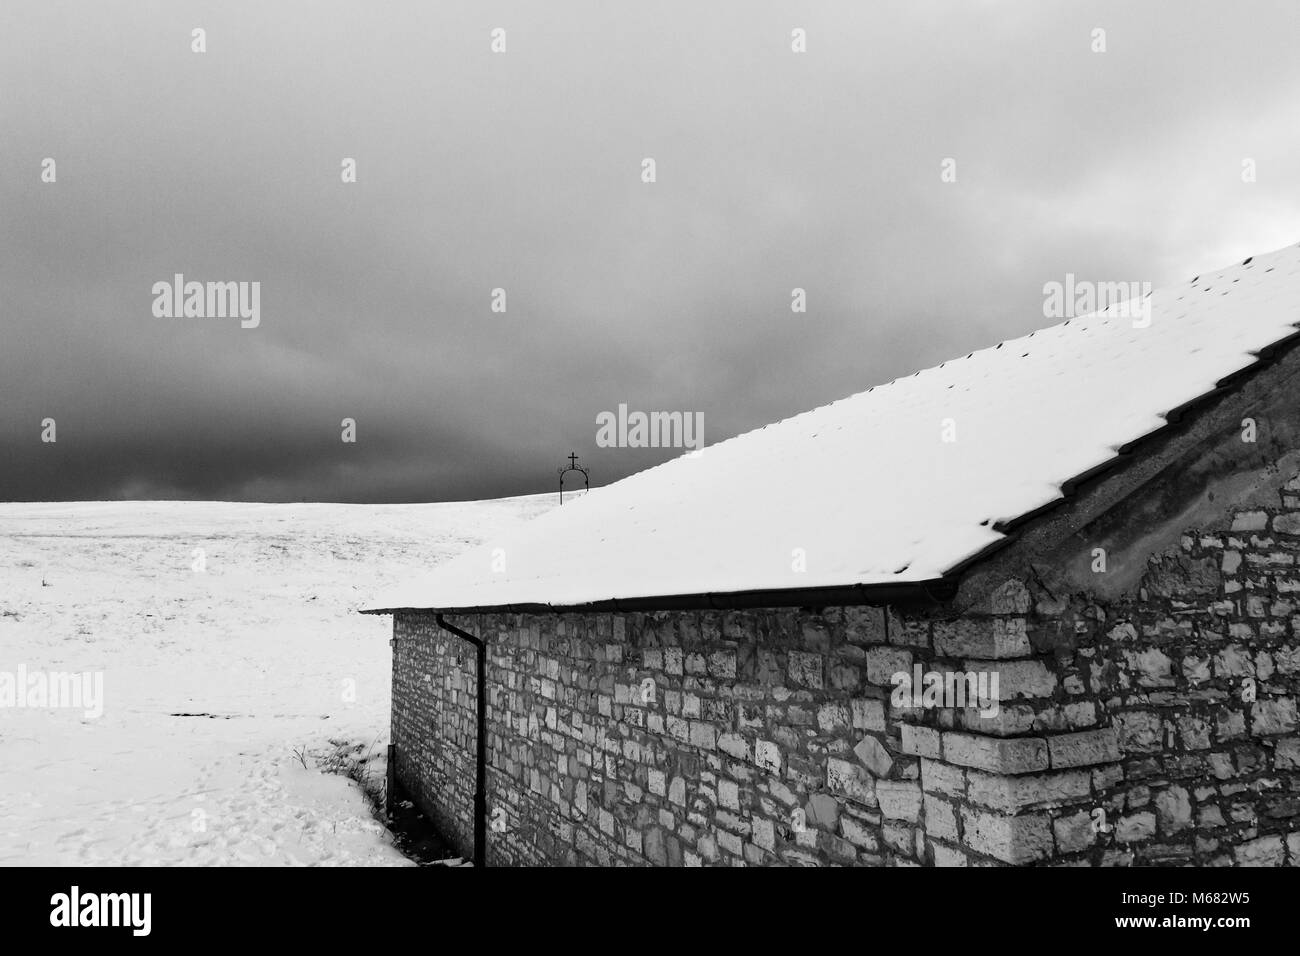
(558, 453, 590, 504)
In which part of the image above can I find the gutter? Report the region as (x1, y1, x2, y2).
(363, 578, 958, 616)
(433, 613, 488, 868)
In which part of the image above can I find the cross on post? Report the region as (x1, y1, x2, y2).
(558, 452, 590, 505)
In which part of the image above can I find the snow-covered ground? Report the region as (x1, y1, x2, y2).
(0, 496, 554, 866)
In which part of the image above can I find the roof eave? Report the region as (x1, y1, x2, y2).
(360, 577, 959, 616)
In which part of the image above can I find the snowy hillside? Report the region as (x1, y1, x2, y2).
(0, 496, 554, 866)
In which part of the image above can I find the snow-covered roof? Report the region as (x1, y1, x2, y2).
(364, 242, 1300, 614)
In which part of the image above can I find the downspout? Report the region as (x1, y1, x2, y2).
(434, 613, 487, 868)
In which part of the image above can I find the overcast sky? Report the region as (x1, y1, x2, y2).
(4, 0, 1300, 502)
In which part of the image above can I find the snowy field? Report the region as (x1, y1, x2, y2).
(0, 496, 554, 866)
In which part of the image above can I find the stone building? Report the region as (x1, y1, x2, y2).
(365, 244, 1300, 866)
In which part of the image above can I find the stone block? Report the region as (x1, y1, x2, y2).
(876, 780, 922, 823)
(899, 723, 942, 758)
(1047, 728, 1122, 769)
(942, 731, 1048, 774)
(959, 807, 1053, 863)
(853, 735, 895, 778)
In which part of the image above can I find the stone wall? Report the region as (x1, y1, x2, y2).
(390, 624, 478, 856)
(393, 604, 973, 866)
(995, 489, 1300, 866)
(390, 481, 1300, 865)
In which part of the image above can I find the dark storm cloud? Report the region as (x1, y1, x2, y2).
(4, 0, 1300, 501)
